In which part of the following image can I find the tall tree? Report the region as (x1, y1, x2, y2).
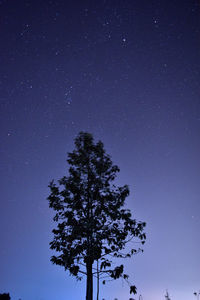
(47, 132, 146, 300)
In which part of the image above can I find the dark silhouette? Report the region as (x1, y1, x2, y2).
(0, 294, 11, 300)
(47, 132, 146, 300)
(165, 291, 171, 300)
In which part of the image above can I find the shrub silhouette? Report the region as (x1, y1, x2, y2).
(0, 294, 11, 300)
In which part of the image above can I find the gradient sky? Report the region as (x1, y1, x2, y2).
(0, 1, 200, 300)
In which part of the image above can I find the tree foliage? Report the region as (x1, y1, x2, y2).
(47, 132, 146, 299)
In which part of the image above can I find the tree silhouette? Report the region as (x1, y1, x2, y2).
(47, 132, 146, 300)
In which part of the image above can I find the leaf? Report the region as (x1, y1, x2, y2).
(123, 274, 129, 279)
(130, 285, 137, 294)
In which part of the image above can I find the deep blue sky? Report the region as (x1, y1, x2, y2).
(0, 1, 199, 299)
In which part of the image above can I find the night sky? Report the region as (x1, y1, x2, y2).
(0, 1, 200, 299)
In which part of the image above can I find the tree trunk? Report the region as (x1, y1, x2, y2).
(97, 260, 99, 300)
(86, 261, 93, 300)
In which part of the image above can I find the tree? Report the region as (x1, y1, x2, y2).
(47, 132, 146, 300)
